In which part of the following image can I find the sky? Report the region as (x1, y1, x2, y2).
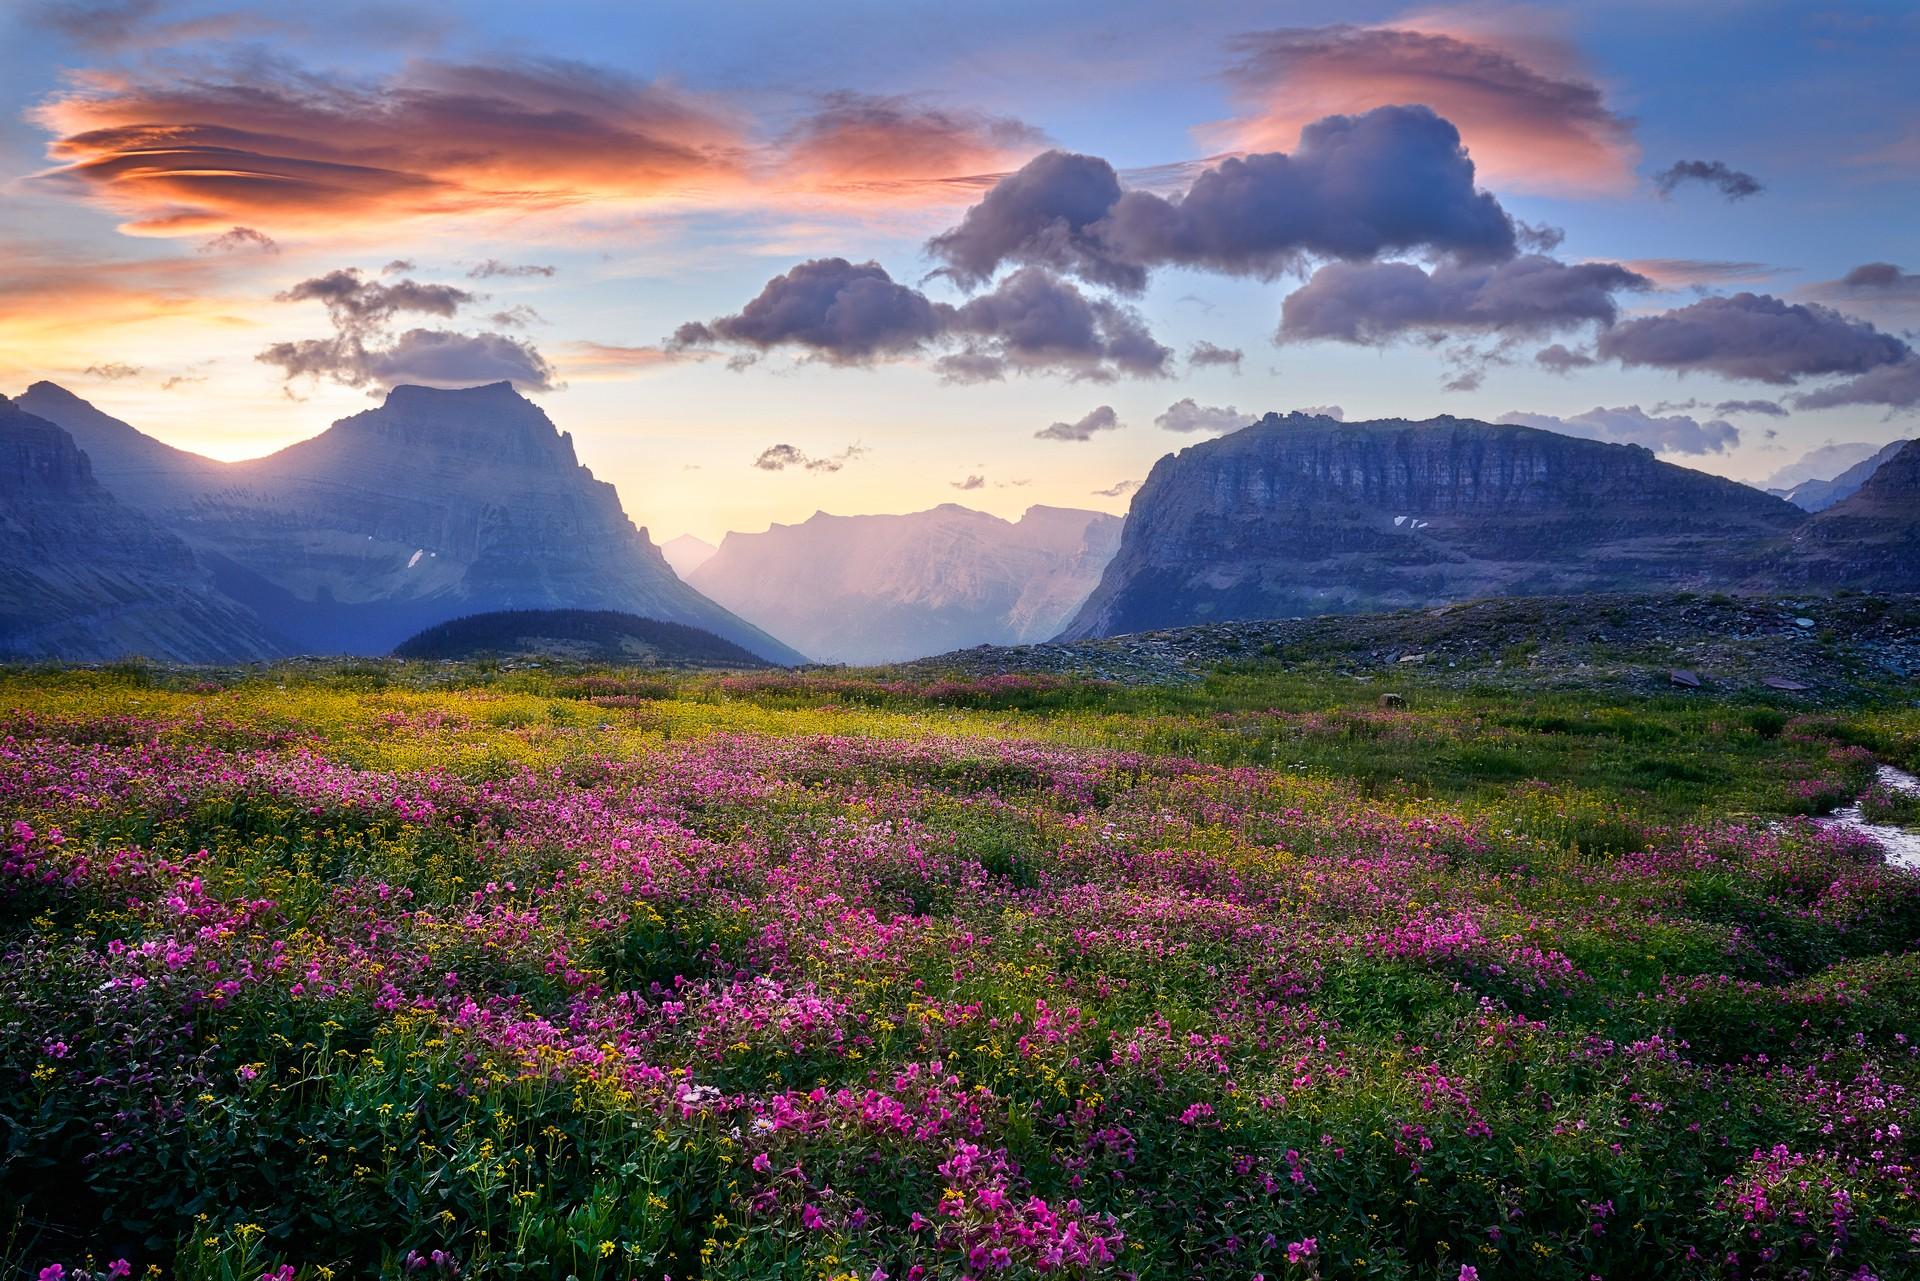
(2, 0, 1918, 544)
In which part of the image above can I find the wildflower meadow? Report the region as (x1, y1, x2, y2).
(3, 662, 1919, 1280)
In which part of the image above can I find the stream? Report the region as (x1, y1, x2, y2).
(1817, 763, 1920, 869)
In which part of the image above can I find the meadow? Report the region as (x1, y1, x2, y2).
(3, 661, 1919, 1281)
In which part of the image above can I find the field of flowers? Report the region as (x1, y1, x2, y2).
(4, 662, 1920, 1280)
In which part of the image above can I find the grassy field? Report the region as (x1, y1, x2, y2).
(3, 661, 1919, 1280)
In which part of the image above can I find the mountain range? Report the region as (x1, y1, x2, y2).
(1060, 412, 1920, 640)
(6, 382, 803, 664)
(1770, 439, 1911, 512)
(688, 504, 1121, 664)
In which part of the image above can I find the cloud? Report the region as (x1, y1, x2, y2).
(560, 341, 705, 378)
(1034, 405, 1121, 442)
(1534, 343, 1596, 373)
(487, 305, 542, 329)
(678, 259, 1170, 382)
(83, 361, 141, 380)
(776, 91, 1044, 200)
(943, 268, 1172, 383)
(1498, 404, 1740, 455)
(30, 56, 748, 236)
(1714, 398, 1788, 417)
(1214, 22, 1638, 195)
(752, 443, 865, 472)
(1790, 356, 1920, 411)
(258, 265, 554, 392)
(672, 258, 945, 363)
(1187, 340, 1243, 371)
(1804, 263, 1920, 320)
(28, 0, 266, 51)
(1617, 258, 1778, 288)
(1091, 479, 1139, 497)
(468, 260, 557, 279)
(927, 106, 1518, 293)
(1297, 404, 1345, 420)
(1278, 255, 1649, 344)
(1154, 398, 1245, 434)
(950, 474, 986, 490)
(199, 226, 279, 254)
(1595, 292, 1911, 385)
(1653, 159, 1763, 201)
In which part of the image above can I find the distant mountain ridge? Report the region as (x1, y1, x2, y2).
(1060, 411, 1907, 640)
(9, 382, 806, 664)
(0, 397, 287, 663)
(1771, 439, 1911, 512)
(690, 503, 1122, 664)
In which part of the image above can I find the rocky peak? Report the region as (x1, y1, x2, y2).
(1, 396, 96, 495)
(313, 382, 579, 470)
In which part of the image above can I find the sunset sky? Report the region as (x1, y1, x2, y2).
(3, 0, 1918, 543)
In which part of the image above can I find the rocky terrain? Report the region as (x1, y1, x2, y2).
(392, 608, 770, 667)
(1059, 412, 1807, 639)
(903, 591, 1920, 699)
(13, 382, 805, 664)
(690, 503, 1120, 663)
(0, 397, 287, 663)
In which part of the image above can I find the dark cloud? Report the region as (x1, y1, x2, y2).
(1790, 356, 1920, 411)
(468, 259, 557, 279)
(1714, 398, 1789, 417)
(1653, 159, 1763, 201)
(1839, 262, 1920, 292)
(1279, 255, 1649, 345)
(945, 267, 1172, 383)
(199, 226, 278, 254)
(1091, 479, 1138, 498)
(672, 258, 945, 363)
(1154, 399, 1244, 434)
(752, 443, 866, 472)
(1805, 263, 1920, 318)
(1187, 340, 1244, 371)
(1218, 24, 1638, 195)
(487, 305, 543, 329)
(1534, 343, 1596, 373)
(926, 105, 1517, 293)
(1034, 405, 1121, 442)
(276, 268, 474, 335)
(260, 266, 552, 391)
(83, 361, 141, 380)
(677, 259, 1170, 383)
(950, 474, 986, 491)
(1595, 293, 1910, 384)
(383, 259, 417, 275)
(1498, 405, 1740, 455)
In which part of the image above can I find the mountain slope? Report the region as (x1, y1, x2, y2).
(16, 382, 806, 664)
(1781, 439, 1920, 589)
(14, 381, 229, 513)
(0, 398, 287, 663)
(394, 609, 770, 666)
(690, 504, 1121, 663)
(1059, 412, 1806, 639)
(661, 534, 718, 579)
(1774, 439, 1911, 512)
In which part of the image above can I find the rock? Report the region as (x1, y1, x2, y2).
(1669, 669, 1702, 688)
(1378, 693, 1406, 708)
(1762, 676, 1810, 691)
(1795, 618, 1815, 629)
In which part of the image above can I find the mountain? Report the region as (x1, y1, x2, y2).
(16, 382, 806, 664)
(1059, 412, 1807, 640)
(1772, 439, 1911, 512)
(1782, 439, 1920, 589)
(661, 534, 718, 579)
(393, 609, 769, 666)
(0, 398, 287, 663)
(689, 504, 1122, 663)
(14, 381, 229, 512)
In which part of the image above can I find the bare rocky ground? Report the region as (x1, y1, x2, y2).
(889, 592, 1920, 701)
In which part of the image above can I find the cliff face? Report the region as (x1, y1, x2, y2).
(690, 504, 1121, 663)
(1059, 413, 1807, 639)
(17, 382, 805, 663)
(0, 399, 288, 663)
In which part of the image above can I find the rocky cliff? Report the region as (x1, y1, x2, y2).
(690, 504, 1121, 663)
(0, 398, 288, 663)
(17, 382, 806, 664)
(1059, 413, 1808, 639)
